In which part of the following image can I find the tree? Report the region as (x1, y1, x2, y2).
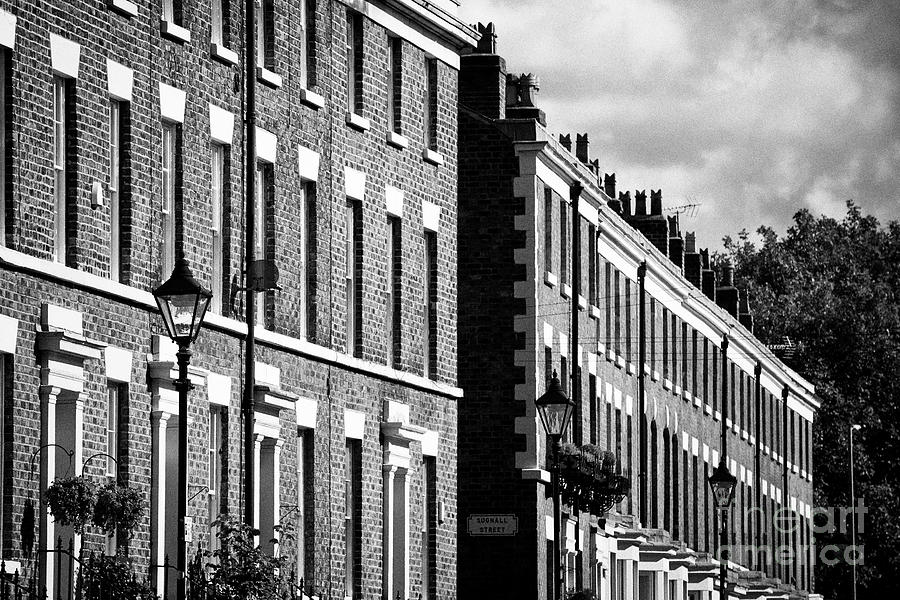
(716, 202, 900, 596)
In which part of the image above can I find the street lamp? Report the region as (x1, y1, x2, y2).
(535, 370, 575, 600)
(153, 258, 212, 599)
(850, 423, 862, 600)
(708, 459, 737, 600)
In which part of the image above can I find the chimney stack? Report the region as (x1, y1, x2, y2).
(623, 188, 667, 256)
(716, 262, 739, 317)
(739, 288, 754, 333)
(604, 173, 616, 198)
(575, 133, 589, 164)
(700, 249, 716, 301)
(459, 23, 507, 119)
(559, 134, 572, 151)
(683, 232, 701, 288)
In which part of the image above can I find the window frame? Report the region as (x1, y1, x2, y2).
(424, 57, 438, 150)
(53, 77, 67, 263)
(423, 230, 437, 378)
(346, 11, 363, 113)
(387, 216, 401, 367)
(388, 37, 402, 134)
(109, 100, 122, 281)
(161, 122, 177, 276)
(0, 51, 7, 248)
(345, 200, 362, 356)
(210, 144, 225, 313)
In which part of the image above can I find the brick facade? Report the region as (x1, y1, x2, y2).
(457, 32, 819, 600)
(0, 1, 474, 598)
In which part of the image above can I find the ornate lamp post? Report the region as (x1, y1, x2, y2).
(153, 258, 212, 599)
(535, 370, 575, 600)
(708, 459, 738, 600)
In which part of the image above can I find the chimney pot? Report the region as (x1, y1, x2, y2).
(722, 263, 734, 287)
(651, 189, 663, 215)
(685, 232, 696, 254)
(619, 191, 632, 217)
(475, 22, 497, 54)
(634, 190, 647, 216)
(559, 134, 572, 151)
(604, 173, 616, 198)
(575, 133, 590, 164)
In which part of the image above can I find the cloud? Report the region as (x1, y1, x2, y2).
(458, 0, 900, 248)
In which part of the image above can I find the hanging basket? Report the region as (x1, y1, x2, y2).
(45, 476, 96, 530)
(93, 481, 145, 538)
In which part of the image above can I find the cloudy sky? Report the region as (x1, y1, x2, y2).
(458, 0, 900, 249)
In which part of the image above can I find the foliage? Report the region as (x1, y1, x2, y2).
(716, 202, 900, 596)
(79, 554, 156, 600)
(45, 476, 96, 530)
(93, 481, 145, 537)
(190, 516, 296, 599)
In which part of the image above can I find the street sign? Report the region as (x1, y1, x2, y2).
(467, 514, 518, 536)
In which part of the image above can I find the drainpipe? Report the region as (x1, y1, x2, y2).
(243, 0, 257, 529)
(570, 182, 583, 444)
(638, 261, 647, 526)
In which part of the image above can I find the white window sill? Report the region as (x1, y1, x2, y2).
(725, 418, 732, 428)
(109, 0, 137, 17)
(714, 410, 721, 421)
(597, 342, 605, 355)
(211, 43, 238, 66)
(705, 404, 712, 415)
(682, 389, 692, 401)
(544, 271, 558, 288)
(346, 112, 371, 131)
(257, 67, 283, 89)
(652, 370, 660, 382)
(741, 429, 749, 440)
(300, 88, 325, 109)
(693, 396, 701, 408)
(626, 362, 635, 375)
(663, 379, 672, 391)
(732, 423, 740, 434)
(161, 19, 191, 44)
(561, 284, 571, 299)
(615, 355, 625, 369)
(387, 131, 409, 149)
(606, 348, 615, 362)
(674, 384, 682, 396)
(577, 295, 587, 310)
(423, 148, 444, 165)
(589, 305, 600, 320)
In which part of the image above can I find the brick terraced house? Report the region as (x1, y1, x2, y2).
(457, 25, 822, 600)
(0, 1, 474, 598)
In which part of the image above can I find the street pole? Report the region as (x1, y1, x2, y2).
(243, 0, 257, 530)
(850, 424, 860, 600)
(175, 345, 192, 600)
(552, 436, 562, 600)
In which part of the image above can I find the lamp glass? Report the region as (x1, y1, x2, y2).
(152, 258, 212, 345)
(535, 370, 575, 438)
(708, 460, 737, 510)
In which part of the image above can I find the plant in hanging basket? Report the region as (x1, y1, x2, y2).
(557, 443, 582, 505)
(45, 476, 96, 530)
(93, 481, 145, 537)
